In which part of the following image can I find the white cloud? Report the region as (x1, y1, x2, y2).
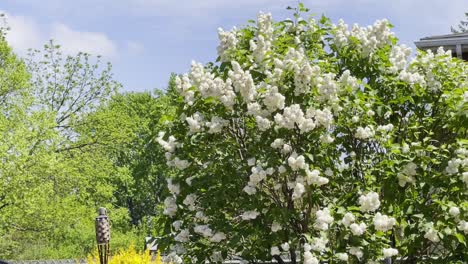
(1, 10, 118, 58)
(2, 11, 43, 54)
(51, 23, 117, 58)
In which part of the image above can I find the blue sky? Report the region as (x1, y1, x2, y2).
(1, 0, 467, 92)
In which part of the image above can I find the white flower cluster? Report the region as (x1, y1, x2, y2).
(270, 246, 280, 256)
(334, 19, 394, 57)
(241, 210, 260, 220)
(398, 70, 425, 86)
(175, 61, 237, 108)
(229, 61, 257, 103)
(341, 212, 356, 226)
(182, 193, 197, 211)
(262, 85, 285, 112)
(388, 45, 411, 73)
(458, 220, 468, 234)
(174, 229, 190, 242)
(449, 206, 460, 217)
(355, 126, 375, 140)
(217, 27, 238, 62)
(174, 74, 195, 105)
(349, 247, 363, 259)
(350, 222, 367, 236)
(335, 253, 348, 261)
(424, 222, 440, 242)
(210, 232, 227, 242)
(292, 182, 306, 200)
(305, 168, 329, 186)
(314, 208, 334, 230)
(186, 112, 204, 133)
(446, 158, 462, 175)
(281, 48, 321, 95)
(163, 196, 178, 217)
(303, 244, 320, 264)
(167, 179, 180, 196)
(358, 192, 381, 212)
(194, 224, 213, 237)
(157, 132, 178, 152)
(244, 165, 274, 195)
(373, 213, 396, 232)
(382, 248, 398, 258)
(255, 116, 271, 131)
(271, 221, 282, 232)
(275, 104, 308, 131)
(206, 116, 228, 133)
(309, 237, 328, 252)
(339, 70, 359, 90)
(317, 73, 340, 102)
(288, 152, 307, 171)
(250, 12, 273, 66)
(275, 104, 334, 133)
(398, 162, 417, 187)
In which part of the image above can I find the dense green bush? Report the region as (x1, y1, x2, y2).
(157, 5, 467, 264)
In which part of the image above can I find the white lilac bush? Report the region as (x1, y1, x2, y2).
(156, 5, 468, 264)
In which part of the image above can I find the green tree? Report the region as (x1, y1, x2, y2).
(156, 7, 467, 264)
(0, 39, 138, 259)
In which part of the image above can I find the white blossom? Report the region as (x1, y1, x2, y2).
(281, 242, 290, 251)
(424, 224, 440, 242)
(206, 116, 228, 134)
(270, 246, 280, 256)
(217, 27, 238, 61)
(174, 229, 190, 242)
(172, 220, 183, 231)
(256, 116, 272, 131)
(229, 61, 257, 102)
(359, 191, 381, 212)
(382, 248, 399, 258)
(263, 86, 285, 112)
(446, 158, 461, 175)
(271, 221, 282, 232)
(167, 178, 180, 196)
(355, 126, 375, 140)
(303, 251, 319, 264)
(310, 237, 328, 252)
(398, 162, 417, 187)
(271, 138, 284, 149)
(336, 253, 348, 261)
(194, 224, 213, 237)
(173, 157, 190, 170)
(315, 208, 334, 230)
(182, 193, 197, 211)
(163, 197, 178, 217)
(373, 213, 396, 232)
(449, 206, 460, 217)
(350, 222, 367, 236)
(157, 132, 178, 153)
(339, 70, 359, 90)
(186, 112, 204, 133)
(288, 152, 307, 171)
(341, 212, 355, 227)
(210, 232, 227, 242)
(292, 182, 306, 200)
(458, 220, 468, 234)
(388, 44, 411, 73)
(349, 247, 363, 259)
(241, 210, 260, 220)
(305, 169, 329, 186)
